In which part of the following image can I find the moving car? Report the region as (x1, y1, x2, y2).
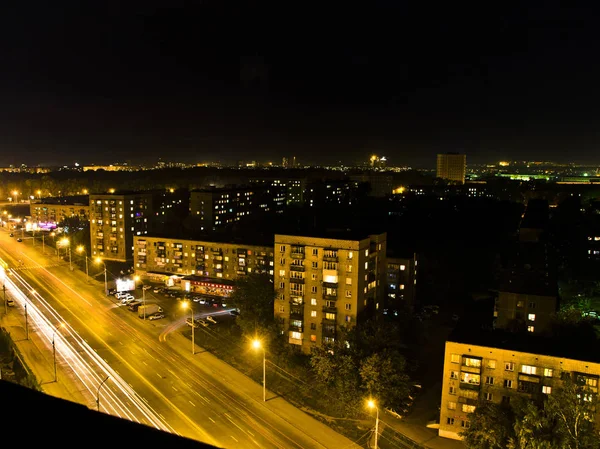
(206, 316, 217, 324)
(198, 298, 206, 305)
(152, 287, 161, 294)
(6, 298, 14, 307)
(148, 313, 165, 321)
(229, 310, 240, 316)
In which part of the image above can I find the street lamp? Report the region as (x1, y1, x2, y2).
(12, 190, 18, 204)
(181, 301, 195, 355)
(96, 376, 110, 412)
(36, 190, 41, 200)
(59, 238, 72, 270)
(77, 245, 88, 282)
(25, 289, 35, 340)
(134, 275, 146, 319)
(252, 339, 266, 402)
(95, 257, 108, 295)
(367, 399, 379, 449)
(52, 323, 66, 383)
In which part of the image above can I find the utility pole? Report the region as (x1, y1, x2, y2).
(97, 376, 110, 412)
(24, 303, 28, 340)
(52, 331, 57, 382)
(3, 284, 6, 315)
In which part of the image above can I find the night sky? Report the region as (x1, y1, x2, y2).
(1, 2, 600, 167)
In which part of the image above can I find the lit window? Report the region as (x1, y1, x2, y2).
(485, 392, 493, 401)
(345, 303, 351, 311)
(365, 249, 368, 256)
(447, 401, 457, 410)
(279, 282, 285, 289)
(542, 386, 552, 394)
(291, 332, 301, 340)
(348, 251, 353, 259)
(450, 371, 459, 379)
(527, 325, 535, 332)
(346, 277, 352, 285)
(310, 310, 316, 317)
(450, 354, 460, 363)
(460, 372, 480, 385)
(364, 262, 368, 269)
(311, 298, 317, 306)
(279, 306, 284, 313)
(279, 270, 285, 277)
(528, 313, 536, 322)
(310, 335, 317, 342)
(400, 284, 405, 290)
(462, 404, 475, 413)
(544, 368, 553, 377)
(521, 365, 538, 375)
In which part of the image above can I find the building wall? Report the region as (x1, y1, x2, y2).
(495, 292, 557, 334)
(189, 188, 256, 232)
(90, 193, 153, 262)
(386, 255, 417, 311)
(439, 340, 600, 440)
(134, 236, 273, 280)
(436, 154, 467, 184)
(30, 203, 89, 224)
(273, 233, 386, 354)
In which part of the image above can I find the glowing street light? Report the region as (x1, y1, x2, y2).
(108, 188, 115, 194)
(59, 238, 72, 270)
(367, 399, 379, 449)
(252, 339, 266, 402)
(181, 301, 195, 354)
(95, 257, 108, 295)
(134, 275, 146, 319)
(77, 245, 88, 281)
(82, 189, 88, 195)
(12, 190, 18, 203)
(36, 190, 41, 199)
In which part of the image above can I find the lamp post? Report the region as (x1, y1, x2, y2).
(77, 246, 89, 282)
(367, 399, 379, 449)
(36, 190, 41, 200)
(95, 258, 108, 295)
(12, 190, 18, 204)
(24, 303, 28, 340)
(60, 238, 72, 270)
(134, 276, 146, 319)
(252, 339, 266, 402)
(96, 376, 110, 412)
(181, 301, 194, 354)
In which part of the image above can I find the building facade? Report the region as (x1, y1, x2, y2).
(30, 201, 89, 225)
(90, 193, 154, 262)
(436, 153, 467, 184)
(273, 233, 387, 354)
(133, 235, 273, 280)
(249, 177, 306, 205)
(189, 186, 259, 232)
(386, 255, 417, 312)
(439, 338, 600, 440)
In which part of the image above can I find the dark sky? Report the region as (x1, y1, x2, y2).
(1, 2, 600, 167)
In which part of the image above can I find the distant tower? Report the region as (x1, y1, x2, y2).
(436, 153, 466, 184)
(292, 156, 297, 168)
(282, 157, 288, 168)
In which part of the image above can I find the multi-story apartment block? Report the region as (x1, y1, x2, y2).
(30, 197, 89, 225)
(189, 186, 259, 232)
(133, 235, 273, 278)
(436, 153, 466, 184)
(90, 192, 153, 262)
(495, 242, 558, 334)
(386, 254, 417, 311)
(304, 179, 369, 208)
(249, 177, 306, 205)
(439, 330, 600, 440)
(349, 173, 393, 197)
(274, 232, 387, 354)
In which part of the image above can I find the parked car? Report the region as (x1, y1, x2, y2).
(229, 310, 240, 316)
(198, 298, 206, 305)
(206, 316, 217, 324)
(16, 238, 22, 242)
(6, 298, 14, 307)
(153, 287, 161, 294)
(198, 319, 209, 328)
(9, 233, 13, 237)
(108, 288, 117, 296)
(148, 313, 165, 321)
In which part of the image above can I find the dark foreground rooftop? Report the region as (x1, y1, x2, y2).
(0, 381, 219, 448)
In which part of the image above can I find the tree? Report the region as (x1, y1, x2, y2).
(461, 401, 515, 449)
(508, 400, 558, 449)
(359, 350, 411, 407)
(228, 273, 277, 339)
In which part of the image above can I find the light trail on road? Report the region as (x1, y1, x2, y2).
(4, 266, 175, 434)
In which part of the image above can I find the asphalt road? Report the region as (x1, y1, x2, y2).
(0, 231, 357, 449)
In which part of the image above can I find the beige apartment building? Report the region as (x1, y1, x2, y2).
(133, 235, 273, 281)
(30, 202, 89, 225)
(274, 232, 387, 353)
(436, 153, 466, 184)
(439, 334, 600, 440)
(90, 192, 154, 262)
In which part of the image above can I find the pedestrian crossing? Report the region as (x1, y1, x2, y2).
(11, 261, 71, 271)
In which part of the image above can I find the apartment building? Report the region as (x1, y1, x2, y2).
(133, 236, 273, 296)
(90, 192, 153, 262)
(30, 198, 89, 225)
(274, 232, 387, 354)
(439, 329, 600, 440)
(386, 254, 417, 311)
(495, 242, 558, 334)
(249, 177, 306, 205)
(189, 186, 260, 232)
(436, 153, 466, 184)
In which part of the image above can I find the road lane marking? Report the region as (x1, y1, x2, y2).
(230, 436, 238, 443)
(155, 372, 162, 379)
(143, 361, 148, 366)
(142, 397, 149, 404)
(188, 400, 195, 407)
(159, 414, 166, 420)
(209, 417, 216, 423)
(118, 341, 123, 345)
(172, 386, 178, 392)
(248, 431, 254, 437)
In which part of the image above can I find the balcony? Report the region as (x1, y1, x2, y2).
(290, 265, 305, 272)
(289, 277, 305, 284)
(211, 248, 222, 254)
(461, 365, 482, 375)
(322, 305, 337, 313)
(322, 325, 336, 337)
(290, 289, 304, 297)
(323, 292, 337, 300)
(322, 281, 338, 289)
(289, 323, 303, 332)
(236, 270, 246, 276)
(290, 251, 305, 260)
(290, 309, 304, 320)
(459, 382, 481, 391)
(323, 252, 338, 262)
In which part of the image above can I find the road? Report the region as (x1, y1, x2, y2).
(0, 232, 359, 449)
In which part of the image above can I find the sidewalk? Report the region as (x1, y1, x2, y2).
(0, 308, 94, 409)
